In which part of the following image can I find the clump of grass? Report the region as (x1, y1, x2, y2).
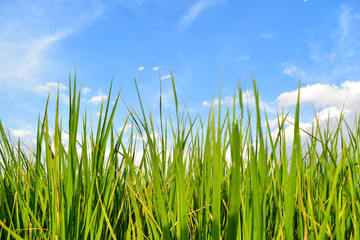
(0, 73, 359, 239)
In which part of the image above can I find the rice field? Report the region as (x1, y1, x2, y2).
(0, 73, 359, 239)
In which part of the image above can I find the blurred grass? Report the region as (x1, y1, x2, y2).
(0, 72, 359, 239)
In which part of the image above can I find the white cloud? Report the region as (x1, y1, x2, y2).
(156, 88, 174, 108)
(283, 66, 296, 75)
(283, 5, 360, 84)
(0, 30, 71, 89)
(269, 105, 354, 156)
(202, 100, 210, 106)
(119, 124, 132, 133)
(316, 106, 348, 122)
(116, 0, 149, 13)
(337, 5, 360, 57)
(33, 81, 69, 104)
(264, 116, 296, 129)
(0, 0, 103, 90)
(34, 82, 67, 93)
(81, 87, 91, 95)
(271, 78, 360, 154)
(202, 96, 235, 107)
(179, 0, 225, 30)
(11, 129, 33, 138)
(282, 63, 299, 75)
(161, 74, 171, 80)
(277, 80, 360, 111)
(88, 90, 108, 105)
(133, 132, 159, 142)
(281, 63, 310, 82)
(260, 33, 274, 39)
(202, 90, 252, 107)
(235, 54, 250, 63)
(281, 121, 313, 148)
(153, 66, 159, 71)
(202, 90, 276, 114)
(138, 66, 145, 71)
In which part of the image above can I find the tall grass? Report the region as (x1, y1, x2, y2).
(0, 73, 359, 239)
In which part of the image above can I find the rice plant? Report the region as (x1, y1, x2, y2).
(0, 72, 359, 239)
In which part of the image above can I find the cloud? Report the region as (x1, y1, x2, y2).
(34, 82, 67, 93)
(0, 0, 103, 90)
(155, 87, 174, 108)
(282, 5, 360, 84)
(133, 132, 159, 142)
(268, 105, 354, 156)
(116, 0, 149, 13)
(281, 63, 308, 78)
(81, 87, 91, 95)
(279, 121, 313, 149)
(201, 90, 274, 112)
(235, 54, 250, 63)
(119, 124, 132, 133)
(153, 66, 159, 71)
(276, 80, 360, 111)
(283, 66, 297, 75)
(11, 129, 33, 138)
(161, 74, 171, 80)
(179, 0, 225, 30)
(33, 81, 69, 103)
(138, 66, 145, 71)
(0, 30, 71, 89)
(260, 33, 274, 39)
(337, 5, 360, 57)
(202, 95, 235, 107)
(263, 116, 296, 129)
(272, 78, 360, 153)
(202, 100, 210, 106)
(88, 90, 108, 105)
(316, 106, 349, 123)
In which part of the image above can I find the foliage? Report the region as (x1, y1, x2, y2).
(0, 73, 359, 239)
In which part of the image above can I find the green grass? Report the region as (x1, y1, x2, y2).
(1, 72, 360, 239)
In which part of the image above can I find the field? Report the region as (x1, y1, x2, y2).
(0, 74, 359, 239)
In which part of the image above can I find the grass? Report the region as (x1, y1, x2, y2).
(0, 72, 359, 239)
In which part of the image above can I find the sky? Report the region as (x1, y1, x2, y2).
(1, 0, 360, 145)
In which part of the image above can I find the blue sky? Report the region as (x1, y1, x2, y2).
(1, 0, 360, 143)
